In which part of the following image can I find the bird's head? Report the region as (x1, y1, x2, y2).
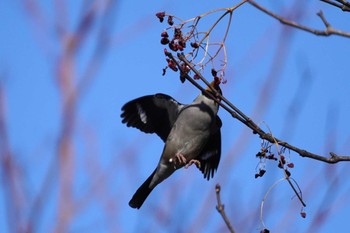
(203, 78, 222, 101)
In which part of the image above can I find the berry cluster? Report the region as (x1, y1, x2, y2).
(255, 144, 294, 179)
(156, 11, 227, 84)
(157, 12, 189, 52)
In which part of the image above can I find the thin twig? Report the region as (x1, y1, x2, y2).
(215, 184, 235, 233)
(262, 122, 306, 207)
(320, 0, 350, 12)
(248, 0, 350, 38)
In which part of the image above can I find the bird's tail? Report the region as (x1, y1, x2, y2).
(129, 169, 156, 209)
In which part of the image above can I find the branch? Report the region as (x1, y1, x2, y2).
(320, 0, 350, 12)
(248, 0, 350, 38)
(165, 52, 350, 164)
(215, 184, 235, 233)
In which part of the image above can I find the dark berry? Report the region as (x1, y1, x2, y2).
(156, 12, 165, 23)
(161, 31, 169, 38)
(161, 37, 169, 45)
(167, 16, 174, 26)
(190, 42, 199, 48)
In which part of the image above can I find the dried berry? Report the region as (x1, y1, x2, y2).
(174, 28, 182, 38)
(287, 163, 294, 168)
(156, 12, 166, 23)
(255, 169, 266, 178)
(267, 154, 277, 161)
(300, 212, 307, 218)
(178, 40, 186, 48)
(194, 74, 200, 80)
(278, 161, 284, 169)
(167, 15, 174, 26)
(161, 31, 169, 38)
(161, 37, 169, 45)
(280, 155, 286, 164)
(166, 59, 178, 72)
(256, 151, 265, 158)
(285, 169, 291, 177)
(169, 41, 178, 52)
(162, 67, 167, 76)
(190, 42, 199, 48)
(163, 48, 170, 56)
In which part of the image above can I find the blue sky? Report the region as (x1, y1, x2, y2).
(1, 0, 350, 232)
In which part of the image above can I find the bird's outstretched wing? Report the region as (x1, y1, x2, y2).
(121, 93, 185, 142)
(198, 116, 222, 180)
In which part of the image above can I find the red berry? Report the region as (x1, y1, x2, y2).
(190, 42, 199, 48)
(280, 155, 286, 164)
(167, 16, 174, 26)
(169, 41, 178, 51)
(161, 37, 169, 45)
(156, 12, 165, 23)
(161, 31, 169, 37)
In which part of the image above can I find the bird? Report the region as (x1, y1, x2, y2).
(121, 81, 222, 209)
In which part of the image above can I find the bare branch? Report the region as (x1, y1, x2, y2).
(321, 0, 350, 12)
(215, 184, 235, 233)
(248, 0, 350, 38)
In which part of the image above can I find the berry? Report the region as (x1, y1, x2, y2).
(161, 37, 169, 45)
(161, 31, 169, 38)
(156, 12, 165, 23)
(190, 42, 199, 48)
(167, 16, 174, 26)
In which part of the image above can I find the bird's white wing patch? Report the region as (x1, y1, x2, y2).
(136, 103, 147, 124)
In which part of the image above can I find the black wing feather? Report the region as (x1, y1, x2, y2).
(121, 93, 184, 142)
(198, 116, 222, 180)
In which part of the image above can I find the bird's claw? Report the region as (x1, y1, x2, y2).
(169, 153, 187, 168)
(185, 159, 201, 169)
(169, 153, 201, 169)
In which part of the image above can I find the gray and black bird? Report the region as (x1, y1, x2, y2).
(121, 81, 222, 209)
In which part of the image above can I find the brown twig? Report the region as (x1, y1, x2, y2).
(215, 184, 235, 233)
(264, 125, 307, 207)
(320, 0, 350, 12)
(165, 52, 350, 164)
(248, 0, 350, 38)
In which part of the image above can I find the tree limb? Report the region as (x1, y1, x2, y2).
(321, 0, 350, 12)
(215, 184, 235, 233)
(248, 0, 350, 38)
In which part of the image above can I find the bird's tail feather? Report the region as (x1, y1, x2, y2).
(129, 169, 157, 209)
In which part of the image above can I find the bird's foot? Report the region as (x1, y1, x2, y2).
(169, 153, 187, 168)
(185, 159, 201, 169)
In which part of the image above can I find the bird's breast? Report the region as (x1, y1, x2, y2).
(162, 104, 216, 161)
